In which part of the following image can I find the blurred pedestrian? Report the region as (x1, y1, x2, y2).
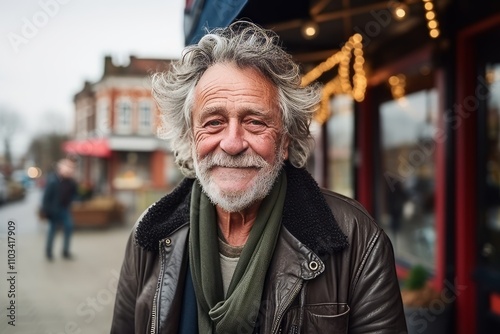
(112, 21, 407, 333)
(41, 157, 78, 261)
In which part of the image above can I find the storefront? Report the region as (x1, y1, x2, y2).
(455, 14, 500, 332)
(185, 1, 500, 332)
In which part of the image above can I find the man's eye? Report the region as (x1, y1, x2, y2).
(207, 120, 222, 126)
(249, 120, 265, 126)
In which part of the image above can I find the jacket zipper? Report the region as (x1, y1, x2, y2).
(271, 280, 303, 334)
(150, 242, 166, 334)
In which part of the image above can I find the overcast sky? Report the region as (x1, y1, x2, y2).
(0, 0, 185, 159)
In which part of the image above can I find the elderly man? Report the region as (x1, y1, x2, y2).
(111, 22, 407, 333)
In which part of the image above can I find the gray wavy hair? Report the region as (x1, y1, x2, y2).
(152, 21, 321, 177)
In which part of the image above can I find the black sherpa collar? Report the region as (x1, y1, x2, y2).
(135, 163, 349, 256)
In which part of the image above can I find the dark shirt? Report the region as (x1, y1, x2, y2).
(59, 177, 76, 208)
(42, 172, 77, 216)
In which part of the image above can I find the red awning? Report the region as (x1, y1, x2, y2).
(63, 138, 111, 158)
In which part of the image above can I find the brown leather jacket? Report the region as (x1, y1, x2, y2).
(111, 165, 407, 333)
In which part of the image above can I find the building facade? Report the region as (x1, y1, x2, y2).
(65, 56, 181, 212)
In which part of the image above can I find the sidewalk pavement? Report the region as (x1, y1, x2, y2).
(1, 222, 133, 334)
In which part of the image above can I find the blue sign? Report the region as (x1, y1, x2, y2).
(184, 0, 248, 45)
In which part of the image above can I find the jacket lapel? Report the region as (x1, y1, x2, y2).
(258, 227, 325, 334)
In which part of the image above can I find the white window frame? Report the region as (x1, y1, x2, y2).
(115, 98, 133, 134)
(138, 99, 153, 134)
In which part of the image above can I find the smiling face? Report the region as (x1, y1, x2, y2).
(191, 63, 289, 212)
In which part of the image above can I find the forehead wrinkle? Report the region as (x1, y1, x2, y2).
(194, 63, 281, 122)
(196, 70, 272, 99)
(197, 87, 274, 114)
(199, 83, 267, 102)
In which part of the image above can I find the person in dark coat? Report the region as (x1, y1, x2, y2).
(42, 158, 78, 260)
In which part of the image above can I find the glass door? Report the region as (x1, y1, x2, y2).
(379, 89, 438, 270)
(476, 28, 500, 333)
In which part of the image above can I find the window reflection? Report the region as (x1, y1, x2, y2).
(379, 90, 438, 269)
(484, 64, 500, 267)
(327, 95, 354, 198)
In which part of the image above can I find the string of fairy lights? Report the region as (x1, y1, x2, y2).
(387, 0, 439, 100)
(388, 74, 406, 100)
(300, 0, 440, 122)
(422, 0, 440, 38)
(301, 33, 366, 124)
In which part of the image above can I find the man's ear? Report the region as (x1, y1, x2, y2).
(281, 135, 290, 160)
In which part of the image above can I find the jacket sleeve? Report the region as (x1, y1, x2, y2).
(349, 230, 408, 333)
(111, 228, 139, 334)
(42, 176, 56, 217)
(71, 179, 79, 202)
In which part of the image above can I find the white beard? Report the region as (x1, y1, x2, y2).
(193, 144, 285, 213)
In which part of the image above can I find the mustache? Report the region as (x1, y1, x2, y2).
(199, 152, 268, 169)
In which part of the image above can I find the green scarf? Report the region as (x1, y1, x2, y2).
(189, 172, 287, 333)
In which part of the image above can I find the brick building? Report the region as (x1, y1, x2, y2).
(65, 55, 181, 204)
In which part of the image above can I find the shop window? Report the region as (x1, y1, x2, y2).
(327, 95, 355, 198)
(379, 89, 438, 269)
(113, 152, 150, 189)
(482, 63, 500, 268)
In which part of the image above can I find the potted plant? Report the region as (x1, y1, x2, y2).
(401, 264, 453, 334)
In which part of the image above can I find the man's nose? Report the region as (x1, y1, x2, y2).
(219, 120, 248, 155)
